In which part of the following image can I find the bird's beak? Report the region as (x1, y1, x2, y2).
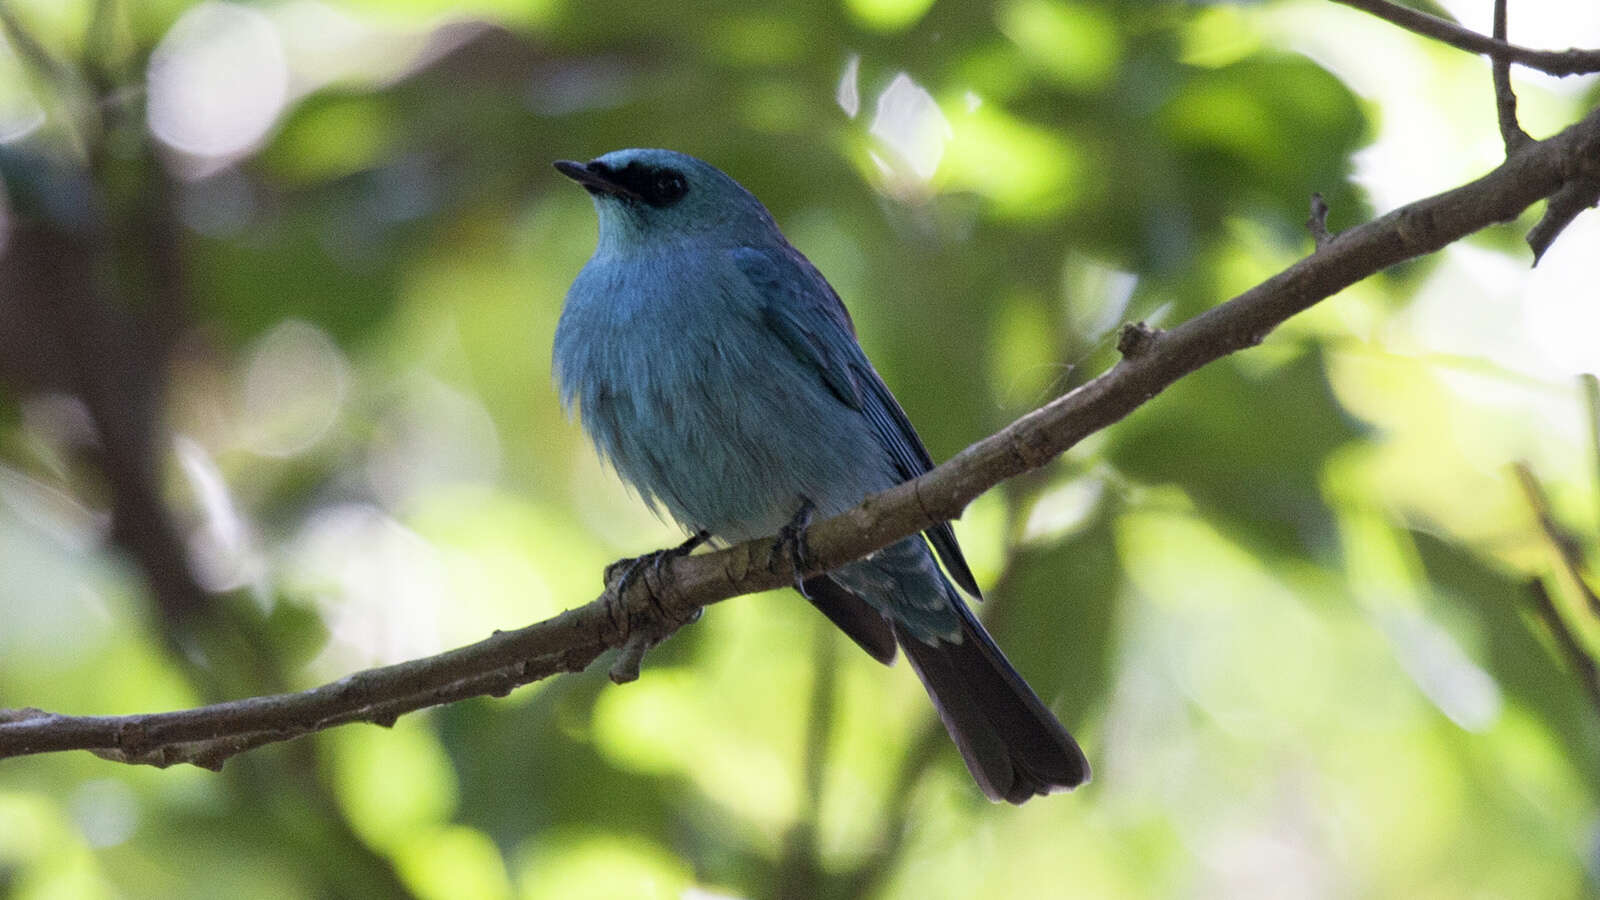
(554, 159, 640, 200)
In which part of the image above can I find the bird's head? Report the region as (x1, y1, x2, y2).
(554, 149, 782, 254)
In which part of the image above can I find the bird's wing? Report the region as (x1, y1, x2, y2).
(733, 246, 864, 410)
(731, 244, 982, 598)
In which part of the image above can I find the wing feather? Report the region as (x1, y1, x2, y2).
(731, 245, 982, 598)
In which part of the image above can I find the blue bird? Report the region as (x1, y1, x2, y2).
(553, 148, 1089, 802)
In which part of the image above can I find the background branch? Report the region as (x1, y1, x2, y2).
(4, 99, 1600, 769)
(1527, 580, 1600, 717)
(1583, 373, 1600, 531)
(1516, 462, 1600, 619)
(1332, 0, 1600, 75)
(1514, 461, 1600, 722)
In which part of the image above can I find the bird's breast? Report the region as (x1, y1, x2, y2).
(554, 253, 893, 538)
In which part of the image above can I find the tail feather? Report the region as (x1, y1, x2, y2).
(811, 537, 1088, 802)
(802, 575, 897, 664)
(893, 603, 1089, 803)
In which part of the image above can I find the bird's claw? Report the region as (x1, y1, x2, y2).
(771, 500, 815, 597)
(605, 529, 711, 601)
(604, 530, 710, 685)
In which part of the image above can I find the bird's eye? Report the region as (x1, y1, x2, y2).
(652, 170, 688, 205)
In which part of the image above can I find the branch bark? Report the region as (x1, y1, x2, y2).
(1332, 0, 1600, 75)
(5, 101, 1600, 770)
(1490, 0, 1531, 153)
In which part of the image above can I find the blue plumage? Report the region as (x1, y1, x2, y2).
(553, 149, 1088, 801)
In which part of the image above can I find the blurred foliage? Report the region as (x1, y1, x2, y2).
(1, 0, 1599, 898)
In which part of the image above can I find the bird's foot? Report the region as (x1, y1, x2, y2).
(605, 530, 710, 685)
(770, 500, 816, 597)
(604, 529, 711, 599)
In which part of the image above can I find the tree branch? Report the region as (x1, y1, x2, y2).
(1490, 0, 1531, 153)
(5, 101, 1600, 770)
(1526, 174, 1600, 264)
(1331, 0, 1600, 75)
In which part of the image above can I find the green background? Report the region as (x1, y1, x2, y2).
(1, 0, 1598, 897)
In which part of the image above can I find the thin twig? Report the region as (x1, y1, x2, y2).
(1527, 580, 1600, 718)
(5, 101, 1600, 769)
(0, 0, 102, 159)
(1331, 0, 1600, 76)
(0, 1, 76, 85)
(1513, 462, 1600, 619)
(1308, 192, 1333, 248)
(1582, 374, 1600, 533)
(1491, 0, 1531, 153)
(1512, 460, 1600, 723)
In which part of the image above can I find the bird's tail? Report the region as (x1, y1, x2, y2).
(893, 599, 1090, 803)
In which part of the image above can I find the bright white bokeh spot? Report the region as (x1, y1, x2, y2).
(0, 462, 115, 671)
(1063, 253, 1139, 343)
(147, 3, 290, 159)
(239, 319, 349, 457)
(682, 889, 747, 900)
(1516, 215, 1600, 376)
(286, 503, 447, 671)
(68, 779, 140, 849)
(1399, 223, 1600, 383)
(1022, 476, 1104, 544)
(0, 36, 45, 144)
(177, 436, 263, 595)
(1379, 610, 1502, 732)
(837, 53, 861, 119)
(0, 461, 105, 554)
(1196, 808, 1340, 900)
(366, 373, 502, 510)
(869, 72, 952, 184)
(271, 0, 389, 91)
(0, 105, 44, 145)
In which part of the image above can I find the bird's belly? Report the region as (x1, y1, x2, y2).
(585, 340, 894, 541)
